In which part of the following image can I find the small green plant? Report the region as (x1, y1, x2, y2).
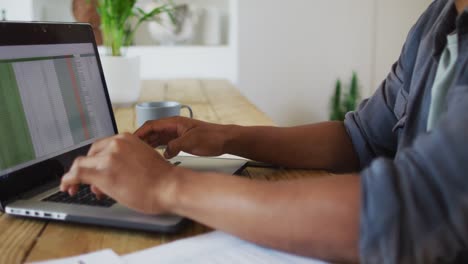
(90, 0, 175, 56)
(329, 72, 360, 121)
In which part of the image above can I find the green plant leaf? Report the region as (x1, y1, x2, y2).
(135, 7, 147, 17)
(344, 71, 360, 112)
(329, 72, 361, 121)
(94, 0, 175, 56)
(330, 79, 345, 121)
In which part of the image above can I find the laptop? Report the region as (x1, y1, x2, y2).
(0, 22, 247, 233)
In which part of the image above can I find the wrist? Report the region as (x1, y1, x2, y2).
(222, 124, 244, 155)
(157, 166, 195, 215)
(154, 166, 183, 214)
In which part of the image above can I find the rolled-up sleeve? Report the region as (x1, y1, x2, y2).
(358, 83, 468, 263)
(344, 0, 431, 169)
(344, 27, 413, 169)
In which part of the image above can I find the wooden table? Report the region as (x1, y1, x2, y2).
(0, 80, 331, 263)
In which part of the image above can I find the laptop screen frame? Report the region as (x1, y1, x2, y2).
(0, 22, 118, 211)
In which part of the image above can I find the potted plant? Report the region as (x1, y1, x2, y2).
(329, 72, 361, 121)
(83, 0, 175, 106)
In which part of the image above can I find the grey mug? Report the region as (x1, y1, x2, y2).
(136, 101, 193, 127)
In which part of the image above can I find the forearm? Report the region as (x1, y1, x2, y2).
(224, 122, 359, 172)
(169, 168, 361, 263)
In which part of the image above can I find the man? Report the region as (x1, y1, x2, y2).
(60, 0, 468, 263)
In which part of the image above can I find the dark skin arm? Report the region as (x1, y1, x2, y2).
(224, 122, 359, 172)
(173, 170, 361, 263)
(135, 117, 360, 172)
(61, 118, 361, 263)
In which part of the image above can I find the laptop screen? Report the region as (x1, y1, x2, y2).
(0, 43, 115, 177)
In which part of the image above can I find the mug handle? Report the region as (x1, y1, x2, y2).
(181, 105, 194, 119)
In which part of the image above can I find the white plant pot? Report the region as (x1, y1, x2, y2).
(100, 55, 141, 106)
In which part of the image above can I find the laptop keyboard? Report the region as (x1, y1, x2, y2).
(43, 185, 116, 208)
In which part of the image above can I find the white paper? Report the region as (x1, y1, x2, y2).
(178, 152, 248, 160)
(29, 249, 124, 264)
(123, 231, 328, 264)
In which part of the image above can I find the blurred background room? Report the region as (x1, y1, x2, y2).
(0, 0, 432, 126)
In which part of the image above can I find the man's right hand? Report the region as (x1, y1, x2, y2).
(134, 117, 232, 159)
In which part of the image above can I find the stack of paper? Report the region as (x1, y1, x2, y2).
(31, 231, 327, 264)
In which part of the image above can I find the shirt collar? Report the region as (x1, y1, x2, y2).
(433, 2, 458, 57)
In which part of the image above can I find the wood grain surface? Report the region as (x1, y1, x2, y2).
(0, 80, 330, 263)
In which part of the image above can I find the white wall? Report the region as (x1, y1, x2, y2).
(0, 0, 73, 21)
(0, 0, 34, 21)
(32, 0, 74, 22)
(238, 0, 432, 126)
(372, 0, 433, 90)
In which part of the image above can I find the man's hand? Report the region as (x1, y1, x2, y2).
(60, 133, 182, 214)
(134, 117, 231, 159)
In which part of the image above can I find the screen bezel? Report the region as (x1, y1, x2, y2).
(0, 22, 119, 211)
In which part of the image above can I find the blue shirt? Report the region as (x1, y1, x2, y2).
(344, 0, 468, 263)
